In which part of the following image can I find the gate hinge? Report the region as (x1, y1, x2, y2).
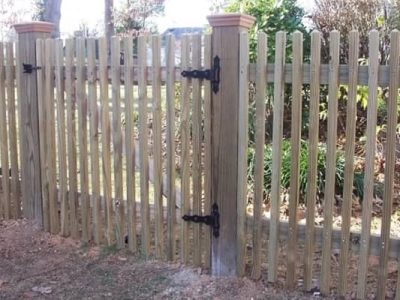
(181, 56, 220, 94)
(23, 63, 41, 74)
(182, 203, 220, 238)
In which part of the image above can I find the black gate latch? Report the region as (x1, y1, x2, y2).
(182, 203, 220, 238)
(181, 56, 220, 94)
(23, 63, 41, 74)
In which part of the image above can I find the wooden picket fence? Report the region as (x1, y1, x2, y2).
(1, 27, 400, 299)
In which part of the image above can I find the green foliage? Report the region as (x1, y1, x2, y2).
(225, 0, 310, 61)
(247, 139, 368, 203)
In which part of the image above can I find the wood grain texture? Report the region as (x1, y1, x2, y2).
(304, 31, 321, 291)
(251, 32, 267, 280)
(124, 36, 137, 253)
(87, 38, 102, 244)
(377, 30, 399, 300)
(211, 25, 249, 277)
(5, 43, 21, 219)
(99, 37, 114, 245)
(166, 34, 176, 261)
(286, 31, 302, 288)
(191, 34, 202, 267)
(0, 43, 10, 219)
(44, 39, 59, 234)
(179, 34, 190, 264)
(320, 30, 340, 296)
(111, 36, 125, 249)
(152, 35, 163, 258)
(55, 39, 68, 236)
(138, 35, 151, 256)
(36, 39, 49, 230)
(268, 31, 286, 282)
(338, 31, 359, 296)
(356, 30, 379, 300)
(203, 34, 212, 269)
(76, 38, 90, 242)
(65, 38, 79, 239)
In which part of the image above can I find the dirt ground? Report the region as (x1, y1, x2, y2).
(0, 219, 328, 300)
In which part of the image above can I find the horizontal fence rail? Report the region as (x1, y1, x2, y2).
(0, 28, 400, 299)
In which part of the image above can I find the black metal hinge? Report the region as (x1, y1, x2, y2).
(181, 56, 220, 94)
(23, 63, 41, 74)
(182, 203, 220, 238)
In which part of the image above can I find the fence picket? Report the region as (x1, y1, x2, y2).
(377, 30, 400, 300)
(152, 35, 163, 258)
(111, 36, 125, 249)
(76, 38, 90, 242)
(180, 34, 190, 264)
(65, 38, 79, 238)
(320, 30, 340, 295)
(203, 33, 212, 269)
(5, 43, 20, 219)
(87, 38, 102, 244)
(55, 39, 68, 236)
(356, 30, 379, 299)
(138, 35, 150, 256)
(251, 32, 267, 280)
(286, 31, 303, 288)
(45, 39, 59, 234)
(0, 43, 10, 220)
(166, 34, 176, 261)
(192, 34, 202, 266)
(124, 36, 137, 253)
(304, 31, 321, 291)
(268, 31, 286, 282)
(338, 31, 359, 296)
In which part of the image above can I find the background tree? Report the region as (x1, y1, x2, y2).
(0, 0, 28, 41)
(33, 0, 62, 38)
(113, 0, 165, 35)
(105, 0, 114, 49)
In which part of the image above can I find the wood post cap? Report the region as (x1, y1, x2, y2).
(13, 22, 54, 34)
(207, 13, 256, 29)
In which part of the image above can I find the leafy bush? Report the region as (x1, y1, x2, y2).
(247, 139, 370, 203)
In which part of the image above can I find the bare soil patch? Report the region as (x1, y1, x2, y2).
(0, 219, 331, 300)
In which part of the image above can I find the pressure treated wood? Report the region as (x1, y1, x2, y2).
(87, 38, 102, 244)
(152, 35, 163, 258)
(5, 43, 21, 219)
(76, 38, 90, 242)
(99, 37, 114, 245)
(138, 35, 151, 257)
(111, 37, 125, 249)
(0, 43, 10, 220)
(304, 31, 321, 291)
(320, 30, 340, 296)
(166, 35, 176, 261)
(251, 32, 267, 280)
(124, 36, 137, 253)
(286, 31, 302, 288)
(192, 34, 202, 267)
(208, 14, 255, 275)
(203, 34, 212, 270)
(377, 30, 400, 300)
(338, 31, 359, 296)
(356, 30, 379, 300)
(35, 40, 49, 230)
(44, 39, 59, 234)
(15, 26, 51, 222)
(65, 38, 79, 239)
(268, 31, 286, 282)
(180, 34, 190, 264)
(55, 39, 68, 236)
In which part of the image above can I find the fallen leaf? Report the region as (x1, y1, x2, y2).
(32, 286, 52, 294)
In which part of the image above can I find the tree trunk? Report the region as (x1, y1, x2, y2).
(43, 0, 62, 38)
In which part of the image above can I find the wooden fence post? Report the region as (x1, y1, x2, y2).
(207, 13, 255, 276)
(13, 22, 53, 223)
